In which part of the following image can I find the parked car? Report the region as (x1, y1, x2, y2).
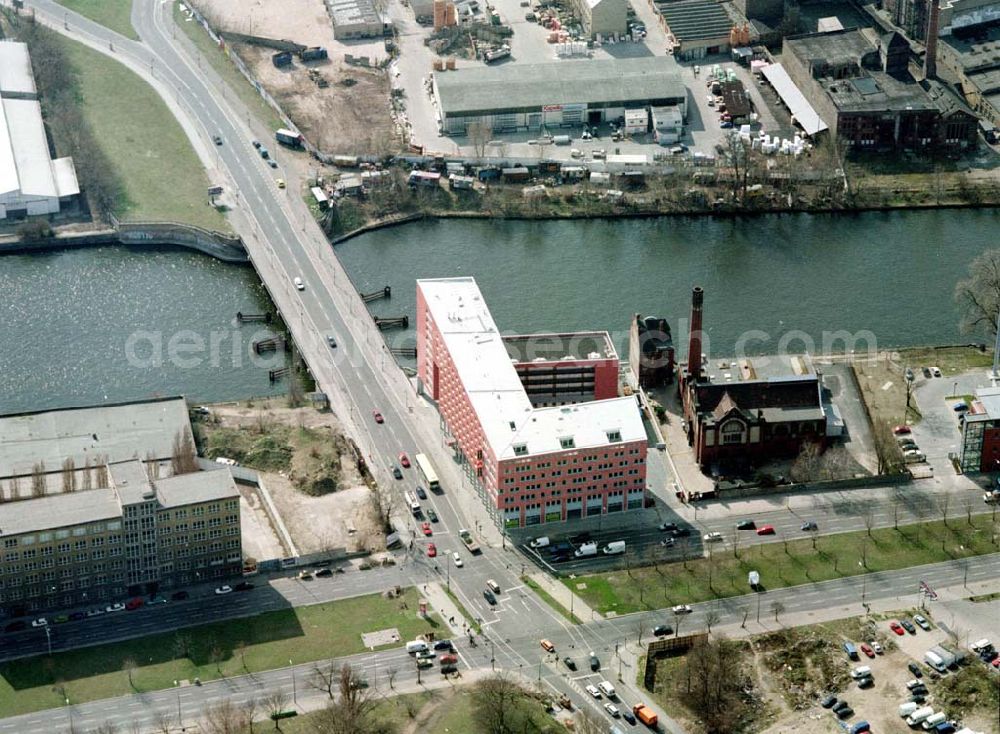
(857, 675, 874, 689)
(372, 410, 384, 424)
(426, 543, 437, 557)
(427, 508, 438, 522)
(563, 656, 577, 670)
(908, 662, 923, 678)
(820, 694, 838, 708)
(171, 590, 190, 601)
(914, 614, 931, 630)
(235, 581, 254, 592)
(392, 465, 403, 479)
(31, 618, 47, 628)
(215, 585, 233, 595)
(653, 624, 673, 636)
(315, 568, 333, 577)
(890, 621, 905, 635)
(85, 609, 105, 618)
(298, 569, 313, 580)
(53, 615, 70, 624)
(657, 522, 678, 532)
(932, 367, 942, 377)
(540, 639, 556, 653)
(125, 598, 144, 611)
(893, 424, 912, 434)
(870, 640, 883, 654)
(860, 643, 875, 658)
(953, 401, 969, 412)
(106, 603, 126, 613)
(433, 639, 453, 651)
(905, 367, 915, 381)
(900, 618, 917, 634)
(421, 522, 433, 536)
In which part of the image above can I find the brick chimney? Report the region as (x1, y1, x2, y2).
(687, 286, 704, 381)
(924, 0, 939, 80)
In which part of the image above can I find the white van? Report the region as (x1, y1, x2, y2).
(406, 640, 429, 655)
(598, 680, 616, 698)
(971, 638, 992, 653)
(922, 713, 946, 730)
(906, 706, 934, 726)
(602, 541, 626, 555)
(924, 650, 947, 672)
(529, 536, 550, 549)
(575, 542, 598, 558)
(849, 665, 872, 679)
(898, 702, 918, 718)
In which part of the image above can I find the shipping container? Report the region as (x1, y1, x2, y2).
(299, 46, 329, 62)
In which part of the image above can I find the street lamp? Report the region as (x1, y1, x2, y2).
(289, 659, 297, 706)
(174, 680, 183, 729)
(44, 626, 52, 656)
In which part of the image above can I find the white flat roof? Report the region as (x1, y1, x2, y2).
(52, 156, 80, 197)
(0, 99, 17, 197)
(760, 63, 829, 137)
(2, 98, 58, 197)
(419, 277, 645, 460)
(0, 42, 36, 97)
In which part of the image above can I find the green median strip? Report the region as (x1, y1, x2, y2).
(0, 588, 440, 718)
(567, 515, 1000, 615)
(443, 587, 481, 634)
(522, 576, 582, 625)
(54, 0, 139, 41)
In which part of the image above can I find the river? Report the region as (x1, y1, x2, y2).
(2, 210, 996, 413)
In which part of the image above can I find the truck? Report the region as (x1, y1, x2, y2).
(633, 703, 658, 727)
(552, 134, 571, 145)
(574, 542, 598, 558)
(272, 51, 293, 67)
(459, 528, 481, 554)
(299, 46, 329, 62)
(275, 128, 304, 148)
(484, 45, 510, 63)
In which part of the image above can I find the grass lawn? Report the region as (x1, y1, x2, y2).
(567, 515, 1000, 615)
(56, 35, 227, 230)
(852, 359, 920, 427)
(172, 3, 285, 132)
(897, 346, 993, 376)
(279, 691, 433, 733)
(54, 0, 138, 40)
(0, 588, 440, 718)
(522, 576, 581, 625)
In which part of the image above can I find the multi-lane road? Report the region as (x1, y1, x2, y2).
(8, 2, 1000, 732)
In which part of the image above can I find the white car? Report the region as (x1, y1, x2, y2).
(913, 614, 931, 630)
(870, 640, 883, 654)
(604, 703, 621, 717)
(703, 531, 723, 542)
(293, 277, 304, 291)
(452, 552, 463, 568)
(903, 449, 926, 463)
(585, 684, 602, 698)
(672, 604, 693, 614)
(31, 618, 47, 628)
(105, 603, 125, 613)
(85, 608, 105, 618)
(215, 585, 233, 595)
(932, 366, 942, 377)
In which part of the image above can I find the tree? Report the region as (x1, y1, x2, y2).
(210, 644, 226, 677)
(307, 664, 380, 734)
(872, 419, 903, 475)
(173, 633, 193, 660)
(201, 698, 251, 734)
(171, 429, 198, 475)
(93, 724, 120, 734)
(386, 666, 398, 690)
(470, 672, 537, 734)
(955, 248, 1000, 337)
(31, 461, 46, 497)
(863, 509, 875, 538)
(122, 657, 138, 690)
(309, 659, 338, 699)
(61, 457, 76, 493)
(235, 641, 249, 674)
(263, 690, 290, 729)
(938, 493, 951, 528)
(151, 710, 173, 734)
(468, 120, 491, 158)
(676, 637, 747, 734)
(705, 609, 721, 634)
(790, 442, 823, 483)
(771, 601, 785, 623)
(725, 132, 756, 204)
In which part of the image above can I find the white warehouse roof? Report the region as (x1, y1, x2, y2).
(0, 98, 79, 200)
(418, 277, 645, 460)
(760, 63, 829, 137)
(0, 41, 36, 98)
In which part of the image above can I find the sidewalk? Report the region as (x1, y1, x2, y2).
(527, 572, 603, 623)
(419, 581, 479, 639)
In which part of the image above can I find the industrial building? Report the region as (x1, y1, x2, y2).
(0, 41, 79, 220)
(628, 314, 675, 387)
(656, 0, 739, 59)
(0, 398, 242, 616)
(784, 28, 978, 150)
(434, 57, 687, 134)
(416, 277, 648, 528)
(573, 0, 628, 38)
(326, 0, 388, 39)
(940, 24, 1000, 125)
(958, 386, 1000, 472)
(677, 287, 829, 471)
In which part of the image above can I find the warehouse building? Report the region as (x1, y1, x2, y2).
(327, 0, 388, 39)
(657, 0, 738, 60)
(0, 398, 242, 616)
(435, 57, 687, 134)
(573, 0, 628, 38)
(0, 41, 79, 220)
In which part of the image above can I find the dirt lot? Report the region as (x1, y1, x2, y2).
(197, 398, 385, 557)
(192, 0, 395, 154)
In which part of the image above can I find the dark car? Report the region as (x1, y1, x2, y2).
(563, 656, 577, 670)
(910, 694, 927, 704)
(821, 694, 838, 709)
(900, 619, 917, 634)
(857, 676, 874, 689)
(801, 521, 818, 531)
(69, 611, 86, 621)
(415, 486, 427, 500)
(736, 519, 756, 530)
(622, 711, 637, 725)
(483, 590, 497, 605)
(433, 639, 453, 651)
(836, 706, 854, 719)
(234, 581, 254, 592)
(653, 624, 673, 637)
(671, 527, 692, 537)
(252, 140, 262, 149)
(315, 568, 333, 577)
(171, 590, 190, 601)
(908, 662, 923, 678)
(922, 366, 932, 378)
(4, 620, 26, 633)
(657, 522, 678, 532)
(392, 465, 403, 480)
(589, 652, 600, 671)
(832, 700, 850, 712)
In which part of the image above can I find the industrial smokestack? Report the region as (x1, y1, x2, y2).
(688, 286, 704, 381)
(924, 0, 939, 79)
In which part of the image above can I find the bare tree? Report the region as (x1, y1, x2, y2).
(151, 710, 173, 734)
(386, 666, 398, 690)
(771, 601, 786, 624)
(790, 442, 822, 483)
(210, 644, 226, 677)
(955, 248, 1000, 337)
(81, 456, 93, 490)
(470, 672, 536, 734)
(863, 510, 875, 538)
(938, 493, 951, 528)
(173, 632, 193, 660)
(573, 707, 607, 734)
(31, 461, 46, 497)
(263, 690, 290, 727)
(308, 664, 379, 734)
(467, 120, 491, 158)
(201, 698, 251, 734)
(61, 457, 76, 493)
(171, 429, 198, 475)
(705, 609, 721, 634)
(309, 659, 338, 699)
(93, 723, 120, 734)
(677, 637, 745, 733)
(235, 641, 249, 674)
(122, 657, 138, 690)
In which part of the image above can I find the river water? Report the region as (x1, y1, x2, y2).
(2, 210, 996, 412)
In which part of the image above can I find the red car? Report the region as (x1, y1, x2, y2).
(421, 522, 433, 536)
(860, 643, 875, 658)
(426, 543, 437, 558)
(399, 452, 410, 468)
(893, 424, 911, 435)
(890, 621, 905, 635)
(992, 657, 1000, 669)
(372, 410, 384, 424)
(439, 653, 458, 665)
(756, 525, 776, 536)
(125, 597, 144, 611)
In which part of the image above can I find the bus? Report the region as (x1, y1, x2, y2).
(415, 453, 440, 493)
